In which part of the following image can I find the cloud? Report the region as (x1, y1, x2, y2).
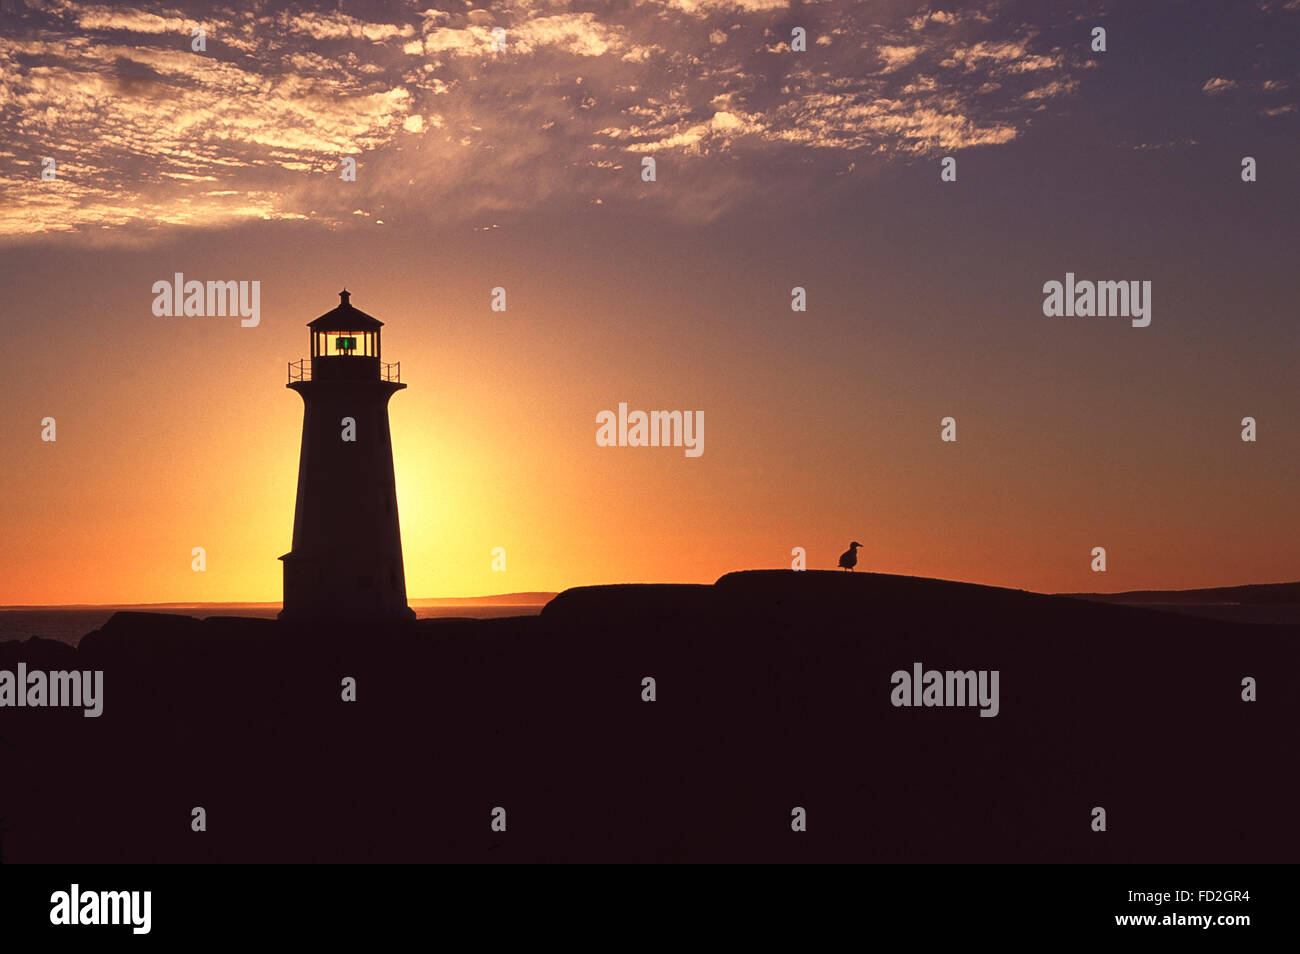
(876, 45, 922, 71)
(1202, 77, 1239, 94)
(0, 0, 1089, 240)
(286, 12, 416, 42)
(662, 0, 791, 15)
(1201, 74, 1298, 114)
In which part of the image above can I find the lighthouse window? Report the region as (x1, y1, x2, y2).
(320, 331, 376, 357)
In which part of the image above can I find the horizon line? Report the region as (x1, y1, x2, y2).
(5, 572, 1300, 611)
(0, 592, 559, 611)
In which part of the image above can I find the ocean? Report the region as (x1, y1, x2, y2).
(0, 600, 551, 647)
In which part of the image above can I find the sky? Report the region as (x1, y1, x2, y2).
(1, 0, 1298, 604)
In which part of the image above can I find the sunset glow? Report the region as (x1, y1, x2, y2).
(2, 0, 1297, 605)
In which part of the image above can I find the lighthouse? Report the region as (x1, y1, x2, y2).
(279, 290, 415, 622)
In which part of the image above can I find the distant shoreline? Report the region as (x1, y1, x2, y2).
(0, 592, 559, 612)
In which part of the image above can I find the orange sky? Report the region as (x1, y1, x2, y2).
(3, 206, 1299, 605)
(2, 1, 1298, 605)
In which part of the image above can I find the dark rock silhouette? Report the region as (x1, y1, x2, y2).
(1069, 580, 1300, 625)
(1069, 580, 1300, 604)
(0, 570, 1295, 862)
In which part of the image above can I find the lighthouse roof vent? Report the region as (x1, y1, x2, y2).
(308, 289, 384, 331)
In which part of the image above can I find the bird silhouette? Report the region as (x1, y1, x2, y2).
(838, 541, 863, 571)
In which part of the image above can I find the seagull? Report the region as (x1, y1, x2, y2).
(838, 541, 863, 571)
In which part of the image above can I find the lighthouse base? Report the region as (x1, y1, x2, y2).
(278, 552, 415, 623)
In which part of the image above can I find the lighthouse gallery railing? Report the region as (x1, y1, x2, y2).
(287, 359, 401, 383)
